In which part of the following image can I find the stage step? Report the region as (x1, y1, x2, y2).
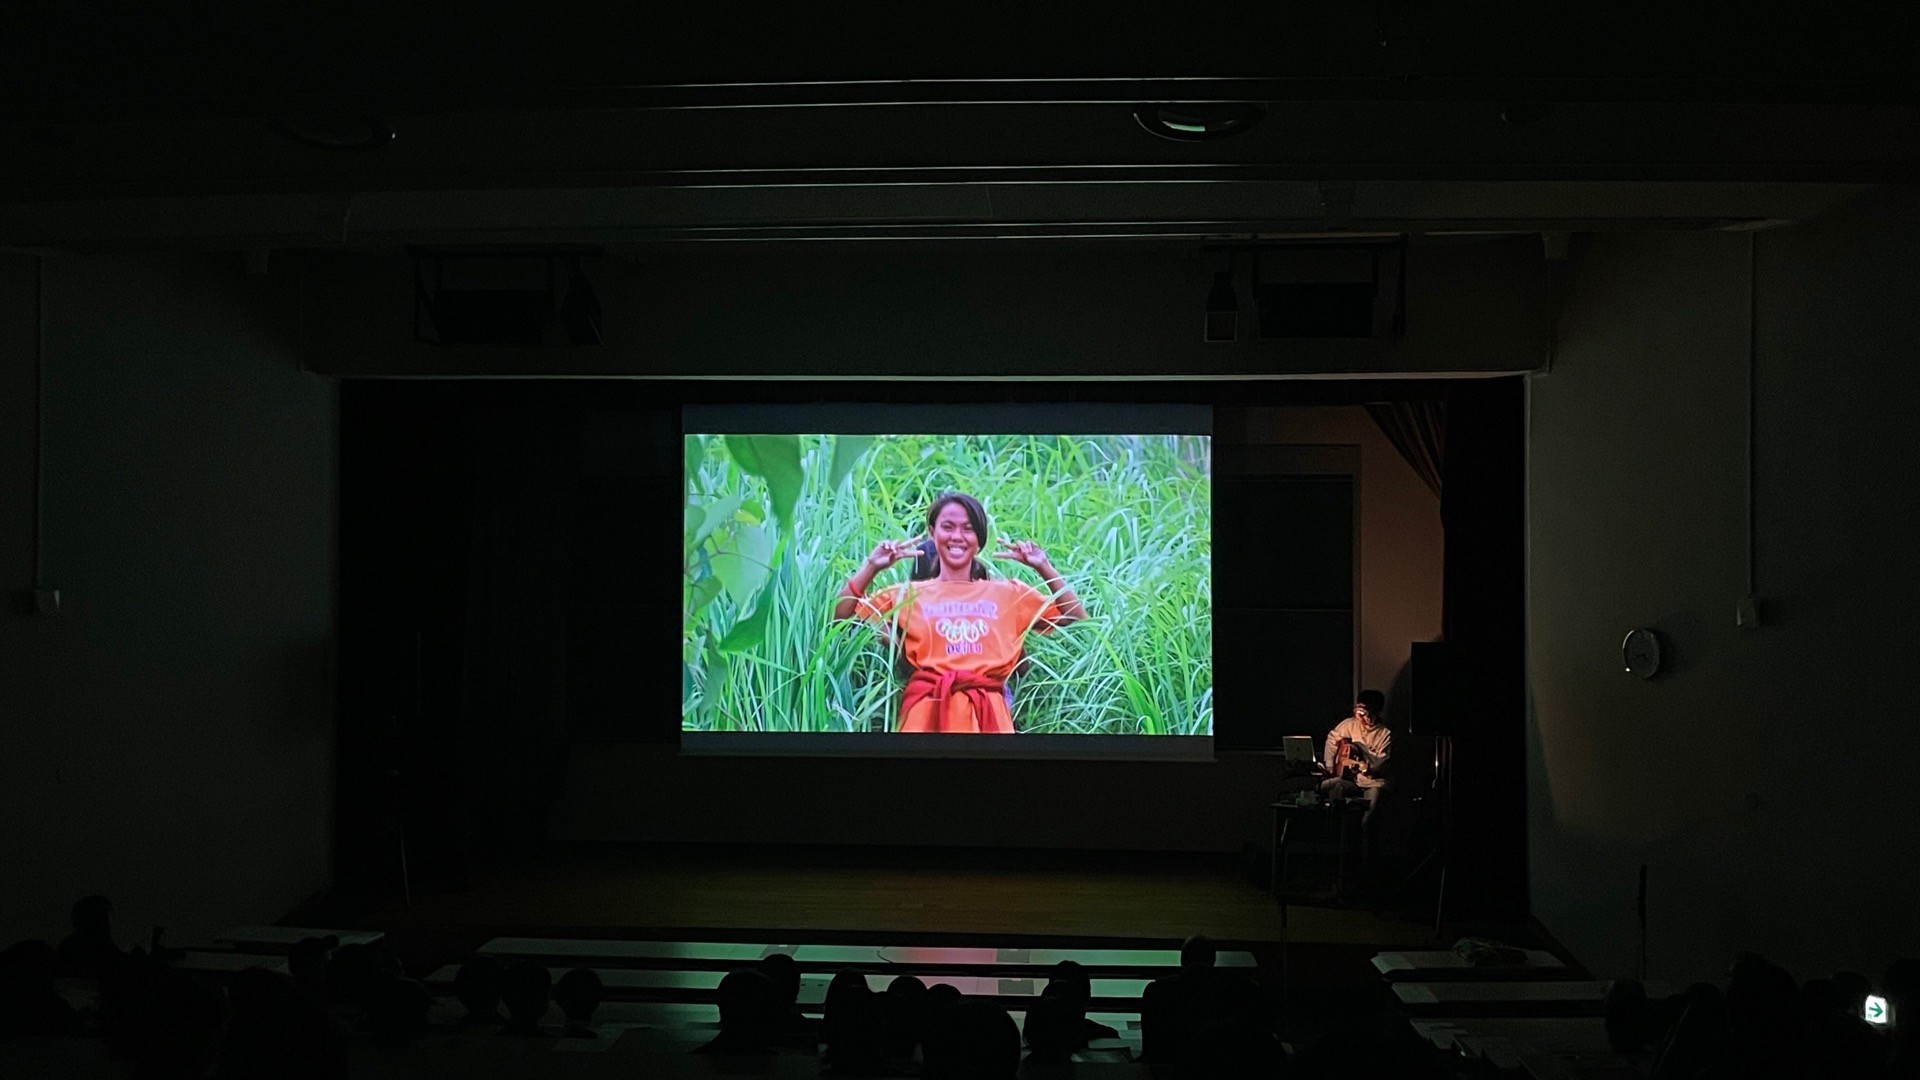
(213, 926, 385, 953)
(1371, 948, 1566, 981)
(476, 937, 1255, 976)
(426, 995, 1139, 1042)
(427, 964, 1152, 1013)
(1392, 980, 1673, 1018)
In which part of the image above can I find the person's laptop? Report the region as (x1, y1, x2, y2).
(1281, 735, 1317, 773)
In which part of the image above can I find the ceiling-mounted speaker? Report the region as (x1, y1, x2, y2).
(1253, 241, 1404, 339)
(413, 247, 604, 347)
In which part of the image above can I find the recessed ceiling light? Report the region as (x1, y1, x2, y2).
(1133, 103, 1267, 142)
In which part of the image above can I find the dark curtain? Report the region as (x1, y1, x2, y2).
(1365, 400, 1446, 498)
(1433, 378, 1527, 920)
(337, 384, 577, 901)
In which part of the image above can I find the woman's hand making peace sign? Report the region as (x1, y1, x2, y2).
(992, 538, 1050, 570)
(864, 536, 925, 572)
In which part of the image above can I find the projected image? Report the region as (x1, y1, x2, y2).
(683, 434, 1211, 735)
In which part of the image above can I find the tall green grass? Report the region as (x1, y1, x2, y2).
(683, 433, 1211, 735)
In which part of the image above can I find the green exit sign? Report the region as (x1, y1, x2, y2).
(1865, 994, 1891, 1025)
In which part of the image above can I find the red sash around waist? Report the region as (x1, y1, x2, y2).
(900, 669, 1007, 734)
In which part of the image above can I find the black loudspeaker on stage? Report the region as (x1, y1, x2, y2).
(1408, 641, 1459, 737)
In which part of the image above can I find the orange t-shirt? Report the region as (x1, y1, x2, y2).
(858, 576, 1064, 733)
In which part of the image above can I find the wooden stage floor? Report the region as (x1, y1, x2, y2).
(356, 844, 1440, 951)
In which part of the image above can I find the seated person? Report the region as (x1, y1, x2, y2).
(1043, 960, 1119, 1045)
(1317, 689, 1394, 853)
(699, 968, 781, 1055)
(56, 895, 123, 979)
(1141, 936, 1270, 1067)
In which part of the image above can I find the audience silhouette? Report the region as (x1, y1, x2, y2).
(55, 895, 124, 980)
(0, 939, 78, 1038)
(286, 934, 337, 1004)
(701, 967, 781, 1056)
(14, 893, 1920, 1080)
(923, 997, 1021, 1080)
(553, 966, 604, 1037)
(882, 973, 929, 1060)
(498, 958, 552, 1036)
(821, 968, 890, 1073)
(452, 954, 506, 1026)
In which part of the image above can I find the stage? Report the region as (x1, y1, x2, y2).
(276, 844, 1546, 1073)
(348, 843, 1444, 951)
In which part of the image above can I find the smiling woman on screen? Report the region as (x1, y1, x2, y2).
(831, 491, 1086, 733)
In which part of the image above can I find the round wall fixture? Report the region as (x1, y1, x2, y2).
(1622, 628, 1663, 679)
(1132, 102, 1267, 142)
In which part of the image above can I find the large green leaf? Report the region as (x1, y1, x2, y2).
(709, 521, 774, 609)
(718, 572, 781, 653)
(828, 435, 876, 490)
(725, 434, 804, 528)
(685, 573, 724, 618)
(685, 492, 745, 555)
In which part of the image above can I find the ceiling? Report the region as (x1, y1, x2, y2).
(5, 9, 1914, 249)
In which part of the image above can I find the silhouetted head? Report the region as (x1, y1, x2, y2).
(1727, 961, 1799, 1045)
(70, 895, 113, 937)
(1604, 978, 1651, 1053)
(824, 969, 884, 1067)
(287, 935, 337, 996)
(226, 966, 298, 1023)
(925, 982, 963, 1011)
(1831, 970, 1870, 1014)
(365, 976, 431, 1048)
(755, 952, 800, 1010)
(924, 999, 1021, 1080)
(1181, 934, 1217, 973)
(221, 967, 346, 1079)
(1046, 960, 1092, 1018)
(127, 971, 227, 1079)
(1885, 959, 1920, 1043)
(915, 492, 992, 581)
(499, 959, 552, 1034)
(0, 940, 76, 1038)
(1799, 978, 1840, 1027)
(1728, 951, 1773, 981)
(1655, 982, 1729, 1077)
(883, 975, 930, 1058)
(56, 897, 123, 978)
(1023, 994, 1078, 1062)
(715, 968, 780, 1048)
(553, 968, 604, 1028)
(326, 943, 397, 1008)
(454, 955, 505, 1025)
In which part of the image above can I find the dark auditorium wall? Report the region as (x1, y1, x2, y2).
(0, 253, 336, 946)
(1528, 187, 1920, 984)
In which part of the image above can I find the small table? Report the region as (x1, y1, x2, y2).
(1269, 797, 1369, 899)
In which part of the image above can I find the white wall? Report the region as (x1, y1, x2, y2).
(0, 253, 337, 948)
(1527, 188, 1920, 983)
(1233, 405, 1445, 694)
